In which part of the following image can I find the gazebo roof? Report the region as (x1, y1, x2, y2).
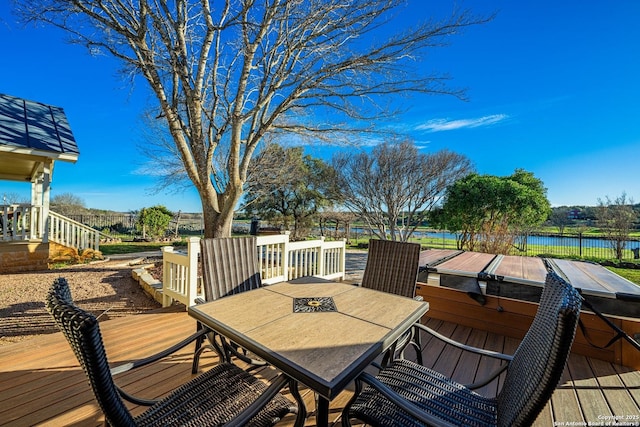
(0, 93, 79, 182)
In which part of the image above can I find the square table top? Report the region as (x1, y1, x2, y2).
(188, 280, 429, 399)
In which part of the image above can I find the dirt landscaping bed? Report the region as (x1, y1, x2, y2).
(0, 258, 162, 346)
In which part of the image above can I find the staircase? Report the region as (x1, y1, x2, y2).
(0, 207, 107, 273)
(1, 205, 104, 251)
(48, 211, 104, 251)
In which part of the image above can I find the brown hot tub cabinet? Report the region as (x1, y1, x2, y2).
(416, 249, 640, 370)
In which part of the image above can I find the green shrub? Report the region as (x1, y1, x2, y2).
(136, 205, 173, 240)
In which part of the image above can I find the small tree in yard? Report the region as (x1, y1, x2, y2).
(17, 0, 491, 238)
(136, 205, 173, 240)
(596, 193, 636, 261)
(434, 169, 550, 254)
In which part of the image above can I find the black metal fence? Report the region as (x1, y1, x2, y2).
(519, 232, 640, 261)
(420, 230, 640, 261)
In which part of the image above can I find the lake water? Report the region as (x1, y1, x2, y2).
(351, 228, 640, 250)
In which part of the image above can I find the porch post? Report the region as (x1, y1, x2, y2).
(41, 160, 52, 242)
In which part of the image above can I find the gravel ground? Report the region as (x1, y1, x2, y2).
(0, 258, 162, 346)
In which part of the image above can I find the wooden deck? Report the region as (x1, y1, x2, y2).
(1, 307, 639, 426)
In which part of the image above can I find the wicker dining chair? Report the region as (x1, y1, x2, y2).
(361, 239, 423, 364)
(342, 272, 582, 427)
(192, 236, 266, 372)
(361, 239, 421, 298)
(46, 277, 300, 427)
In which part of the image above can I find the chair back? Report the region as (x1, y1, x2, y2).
(46, 278, 136, 427)
(361, 239, 421, 298)
(200, 236, 262, 301)
(496, 272, 582, 426)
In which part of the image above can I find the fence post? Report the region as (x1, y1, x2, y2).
(579, 232, 583, 257)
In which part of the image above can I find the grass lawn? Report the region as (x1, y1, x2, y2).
(99, 241, 181, 256)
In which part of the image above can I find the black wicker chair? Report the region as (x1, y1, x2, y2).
(193, 236, 267, 372)
(361, 239, 421, 298)
(361, 239, 423, 364)
(342, 272, 582, 427)
(46, 277, 299, 427)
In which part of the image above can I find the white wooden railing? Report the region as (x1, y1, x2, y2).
(161, 234, 346, 307)
(1, 205, 101, 252)
(1, 204, 43, 241)
(49, 211, 101, 251)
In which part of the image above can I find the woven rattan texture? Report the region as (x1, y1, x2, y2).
(46, 278, 295, 427)
(361, 239, 421, 298)
(348, 272, 581, 427)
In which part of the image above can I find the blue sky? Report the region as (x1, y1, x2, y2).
(1, 1, 639, 213)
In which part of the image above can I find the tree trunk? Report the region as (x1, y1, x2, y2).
(201, 200, 234, 238)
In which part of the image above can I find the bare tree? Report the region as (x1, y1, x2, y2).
(51, 193, 89, 216)
(549, 206, 573, 235)
(333, 139, 473, 241)
(596, 192, 637, 260)
(1, 192, 29, 205)
(244, 144, 338, 239)
(317, 210, 357, 241)
(17, 0, 490, 237)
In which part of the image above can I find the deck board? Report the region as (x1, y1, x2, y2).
(589, 358, 639, 416)
(547, 367, 584, 425)
(1, 308, 638, 426)
(568, 354, 614, 420)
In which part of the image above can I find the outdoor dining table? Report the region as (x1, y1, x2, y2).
(187, 278, 429, 427)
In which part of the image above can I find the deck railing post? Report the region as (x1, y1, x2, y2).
(161, 246, 174, 307)
(186, 236, 201, 306)
(282, 233, 290, 280)
(318, 236, 325, 276)
(341, 238, 346, 278)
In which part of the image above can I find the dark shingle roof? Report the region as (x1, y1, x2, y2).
(0, 93, 79, 160)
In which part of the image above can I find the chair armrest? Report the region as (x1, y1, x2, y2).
(413, 323, 513, 361)
(225, 343, 268, 368)
(223, 374, 292, 427)
(116, 385, 159, 406)
(355, 372, 459, 427)
(110, 328, 209, 376)
(464, 363, 509, 390)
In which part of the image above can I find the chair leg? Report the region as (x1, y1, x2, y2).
(191, 323, 206, 374)
(341, 377, 363, 427)
(413, 325, 423, 365)
(192, 323, 226, 373)
(380, 340, 398, 369)
(289, 379, 307, 427)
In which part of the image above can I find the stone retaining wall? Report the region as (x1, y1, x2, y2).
(0, 242, 50, 273)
